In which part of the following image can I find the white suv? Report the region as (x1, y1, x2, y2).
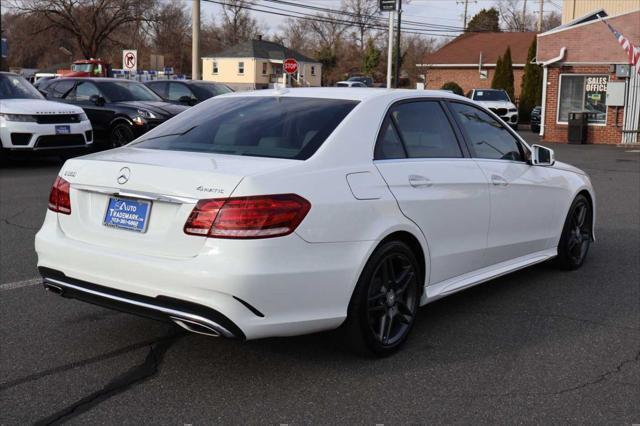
(468, 89, 519, 130)
(0, 72, 93, 159)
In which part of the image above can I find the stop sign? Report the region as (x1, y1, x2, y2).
(283, 58, 298, 74)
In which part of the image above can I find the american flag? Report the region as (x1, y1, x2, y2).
(598, 15, 640, 74)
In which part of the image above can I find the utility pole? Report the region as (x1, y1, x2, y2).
(394, 0, 402, 88)
(192, 0, 200, 80)
(386, 7, 394, 88)
(456, 0, 475, 30)
(537, 0, 544, 31)
(521, 0, 528, 32)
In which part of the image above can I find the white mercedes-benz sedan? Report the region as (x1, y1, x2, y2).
(35, 88, 595, 356)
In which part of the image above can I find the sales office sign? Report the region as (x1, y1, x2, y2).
(585, 76, 608, 92)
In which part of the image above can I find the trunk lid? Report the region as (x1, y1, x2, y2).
(58, 147, 294, 258)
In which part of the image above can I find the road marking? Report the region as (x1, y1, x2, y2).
(0, 278, 41, 291)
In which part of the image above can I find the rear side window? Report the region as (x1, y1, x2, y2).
(133, 97, 359, 160)
(48, 80, 75, 99)
(449, 102, 524, 161)
(375, 101, 462, 159)
(147, 82, 168, 98)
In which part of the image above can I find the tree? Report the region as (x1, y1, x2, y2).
(496, 0, 536, 31)
(218, 0, 261, 47)
(362, 38, 381, 75)
(148, 2, 191, 74)
(10, 0, 154, 59)
(502, 46, 515, 100)
(519, 38, 542, 122)
(541, 11, 562, 32)
(467, 8, 500, 32)
(343, 0, 380, 51)
(491, 55, 504, 89)
(441, 82, 464, 96)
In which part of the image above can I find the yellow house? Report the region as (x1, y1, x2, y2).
(561, 0, 640, 23)
(202, 38, 322, 91)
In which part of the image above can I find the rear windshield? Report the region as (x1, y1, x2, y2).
(132, 97, 359, 160)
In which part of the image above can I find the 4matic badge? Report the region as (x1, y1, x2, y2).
(196, 185, 225, 194)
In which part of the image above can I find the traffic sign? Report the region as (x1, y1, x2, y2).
(380, 0, 396, 11)
(122, 49, 137, 72)
(283, 58, 298, 75)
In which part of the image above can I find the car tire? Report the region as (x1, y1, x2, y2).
(531, 125, 540, 133)
(555, 194, 592, 270)
(109, 123, 135, 148)
(342, 239, 421, 357)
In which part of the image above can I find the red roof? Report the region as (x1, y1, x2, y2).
(425, 32, 537, 66)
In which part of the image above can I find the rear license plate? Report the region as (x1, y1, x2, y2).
(55, 125, 71, 135)
(103, 197, 151, 233)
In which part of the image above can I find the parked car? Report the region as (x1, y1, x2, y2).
(144, 80, 233, 106)
(347, 76, 374, 87)
(468, 89, 519, 130)
(36, 88, 595, 356)
(336, 81, 367, 87)
(0, 72, 92, 160)
(39, 78, 188, 147)
(530, 105, 541, 133)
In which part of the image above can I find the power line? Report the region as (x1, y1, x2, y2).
(204, 0, 462, 37)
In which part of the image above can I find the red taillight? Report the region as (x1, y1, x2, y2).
(48, 176, 71, 215)
(184, 194, 311, 239)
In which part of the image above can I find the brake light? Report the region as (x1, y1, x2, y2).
(48, 176, 71, 215)
(184, 194, 311, 239)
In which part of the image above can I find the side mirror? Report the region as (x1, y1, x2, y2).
(530, 144, 555, 166)
(89, 94, 105, 106)
(178, 95, 197, 106)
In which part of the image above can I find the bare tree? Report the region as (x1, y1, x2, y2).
(277, 18, 313, 54)
(9, 0, 155, 58)
(495, 0, 536, 31)
(218, 0, 261, 47)
(541, 10, 561, 32)
(147, 2, 191, 73)
(342, 0, 380, 51)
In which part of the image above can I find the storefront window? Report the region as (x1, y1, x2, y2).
(558, 75, 608, 124)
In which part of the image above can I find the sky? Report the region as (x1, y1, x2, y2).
(196, 0, 564, 40)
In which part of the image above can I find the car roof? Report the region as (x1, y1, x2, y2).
(220, 87, 466, 102)
(54, 77, 141, 83)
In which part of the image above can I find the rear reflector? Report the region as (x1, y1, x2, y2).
(48, 176, 71, 215)
(184, 194, 311, 239)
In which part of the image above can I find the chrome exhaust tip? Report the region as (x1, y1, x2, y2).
(44, 282, 64, 296)
(170, 316, 221, 337)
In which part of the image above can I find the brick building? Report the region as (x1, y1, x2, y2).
(421, 32, 537, 100)
(536, 9, 640, 144)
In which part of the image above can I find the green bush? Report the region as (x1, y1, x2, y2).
(441, 81, 464, 96)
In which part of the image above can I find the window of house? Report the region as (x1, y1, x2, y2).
(212, 61, 218, 74)
(238, 61, 245, 74)
(262, 62, 268, 75)
(311, 66, 316, 76)
(557, 75, 608, 124)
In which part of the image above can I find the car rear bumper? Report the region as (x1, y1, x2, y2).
(35, 211, 373, 339)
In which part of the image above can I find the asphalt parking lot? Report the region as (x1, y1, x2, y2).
(1, 131, 639, 423)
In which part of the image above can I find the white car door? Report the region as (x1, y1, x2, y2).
(447, 101, 556, 265)
(374, 100, 491, 284)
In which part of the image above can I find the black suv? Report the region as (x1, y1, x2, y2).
(530, 106, 541, 133)
(145, 80, 233, 106)
(39, 78, 188, 147)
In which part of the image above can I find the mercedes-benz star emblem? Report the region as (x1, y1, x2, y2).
(117, 167, 131, 185)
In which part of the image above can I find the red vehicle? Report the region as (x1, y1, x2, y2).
(58, 59, 111, 78)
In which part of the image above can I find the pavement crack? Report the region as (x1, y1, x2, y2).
(33, 333, 182, 425)
(550, 349, 640, 395)
(1, 207, 39, 231)
(0, 334, 177, 391)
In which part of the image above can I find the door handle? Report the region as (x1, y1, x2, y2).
(408, 175, 432, 188)
(491, 174, 509, 186)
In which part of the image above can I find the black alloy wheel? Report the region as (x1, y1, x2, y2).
(110, 123, 135, 148)
(556, 194, 592, 270)
(343, 240, 421, 356)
